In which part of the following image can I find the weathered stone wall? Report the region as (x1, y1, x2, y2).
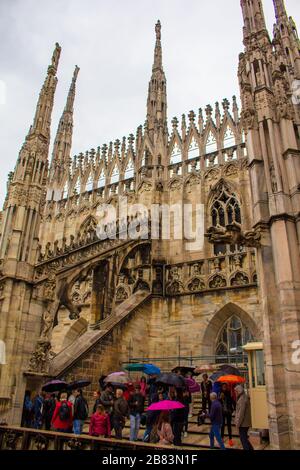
(60, 286, 261, 410)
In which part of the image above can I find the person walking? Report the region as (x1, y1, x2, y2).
(157, 412, 174, 446)
(201, 374, 212, 413)
(170, 390, 185, 447)
(208, 392, 226, 450)
(112, 389, 129, 439)
(73, 389, 89, 435)
(182, 389, 192, 438)
(234, 385, 254, 450)
(89, 404, 111, 437)
(128, 384, 145, 441)
(51, 392, 73, 433)
(43, 393, 56, 431)
(219, 383, 234, 447)
(33, 391, 44, 429)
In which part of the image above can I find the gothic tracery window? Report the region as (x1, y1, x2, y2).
(223, 126, 236, 149)
(211, 182, 242, 255)
(124, 159, 134, 180)
(215, 315, 253, 363)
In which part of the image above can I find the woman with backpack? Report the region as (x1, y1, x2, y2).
(51, 391, 73, 433)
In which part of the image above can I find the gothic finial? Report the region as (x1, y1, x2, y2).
(49, 43, 61, 74)
(172, 117, 178, 129)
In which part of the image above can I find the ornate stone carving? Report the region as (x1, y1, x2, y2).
(230, 271, 249, 286)
(187, 277, 205, 292)
(28, 340, 51, 373)
(206, 222, 261, 248)
(209, 274, 226, 288)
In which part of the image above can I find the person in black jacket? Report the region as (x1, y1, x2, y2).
(170, 389, 185, 446)
(43, 393, 56, 430)
(128, 384, 145, 441)
(219, 383, 235, 447)
(73, 389, 88, 435)
(208, 392, 226, 450)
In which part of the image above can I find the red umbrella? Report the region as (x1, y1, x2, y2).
(147, 400, 185, 411)
(216, 375, 245, 384)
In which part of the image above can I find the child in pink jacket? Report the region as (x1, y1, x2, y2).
(89, 404, 111, 437)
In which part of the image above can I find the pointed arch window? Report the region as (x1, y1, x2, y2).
(223, 126, 236, 149)
(97, 170, 106, 189)
(210, 182, 242, 255)
(85, 174, 94, 192)
(188, 137, 199, 160)
(124, 159, 134, 180)
(170, 143, 182, 165)
(205, 131, 218, 154)
(215, 315, 254, 363)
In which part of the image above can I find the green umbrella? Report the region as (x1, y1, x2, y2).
(124, 363, 145, 372)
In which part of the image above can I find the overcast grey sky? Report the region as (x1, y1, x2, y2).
(0, 0, 299, 206)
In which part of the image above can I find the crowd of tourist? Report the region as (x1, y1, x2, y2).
(21, 372, 253, 450)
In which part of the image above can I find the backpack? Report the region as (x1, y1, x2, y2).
(59, 401, 70, 421)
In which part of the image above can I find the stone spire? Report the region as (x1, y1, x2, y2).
(272, 0, 300, 79)
(273, 0, 288, 19)
(29, 42, 61, 140)
(240, 0, 267, 42)
(0, 43, 61, 262)
(50, 65, 79, 184)
(146, 20, 167, 142)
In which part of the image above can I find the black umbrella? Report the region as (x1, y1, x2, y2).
(171, 366, 200, 377)
(210, 365, 241, 381)
(218, 364, 241, 376)
(155, 373, 186, 388)
(67, 380, 91, 390)
(42, 380, 68, 393)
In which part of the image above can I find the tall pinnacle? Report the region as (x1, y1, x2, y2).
(153, 20, 163, 71)
(50, 65, 80, 183)
(146, 20, 167, 141)
(30, 43, 61, 140)
(273, 0, 288, 20)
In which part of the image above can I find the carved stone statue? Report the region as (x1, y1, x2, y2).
(40, 308, 54, 341)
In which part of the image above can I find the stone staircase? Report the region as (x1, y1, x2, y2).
(49, 290, 151, 377)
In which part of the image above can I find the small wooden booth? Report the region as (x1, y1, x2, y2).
(243, 342, 269, 430)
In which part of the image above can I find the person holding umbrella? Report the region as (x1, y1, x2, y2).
(157, 412, 174, 446)
(219, 383, 235, 447)
(43, 393, 56, 431)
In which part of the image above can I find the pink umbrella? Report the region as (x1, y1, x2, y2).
(147, 400, 185, 411)
(185, 377, 201, 394)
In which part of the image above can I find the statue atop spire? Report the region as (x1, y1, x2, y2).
(153, 19, 163, 71)
(146, 20, 167, 143)
(50, 42, 61, 73)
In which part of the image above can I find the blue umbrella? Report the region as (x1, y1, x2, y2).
(143, 364, 161, 375)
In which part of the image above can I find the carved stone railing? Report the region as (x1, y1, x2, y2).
(165, 249, 257, 296)
(0, 425, 199, 451)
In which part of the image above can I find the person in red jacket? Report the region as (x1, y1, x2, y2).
(89, 404, 111, 437)
(51, 392, 73, 433)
